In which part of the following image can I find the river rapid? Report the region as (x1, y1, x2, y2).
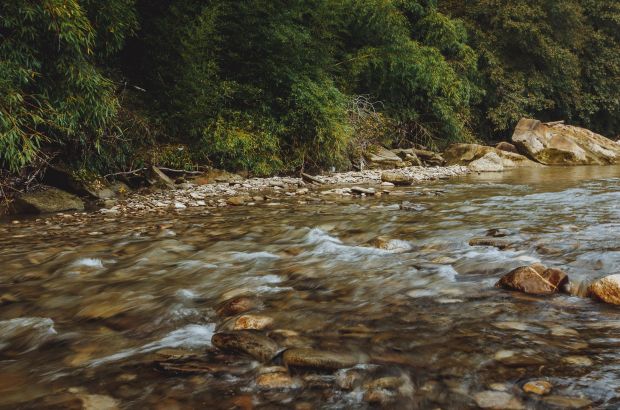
(1, 166, 620, 409)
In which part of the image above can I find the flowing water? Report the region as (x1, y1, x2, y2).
(1, 166, 620, 409)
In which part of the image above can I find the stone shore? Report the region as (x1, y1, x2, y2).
(99, 165, 468, 216)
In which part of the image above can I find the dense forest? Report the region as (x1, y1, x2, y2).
(2, 0, 620, 177)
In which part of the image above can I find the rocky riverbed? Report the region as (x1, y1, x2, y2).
(1, 165, 620, 408)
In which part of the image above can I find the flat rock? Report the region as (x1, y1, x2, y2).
(211, 331, 282, 362)
(364, 146, 404, 169)
(588, 274, 620, 305)
(496, 265, 569, 295)
(283, 348, 362, 370)
(14, 188, 84, 214)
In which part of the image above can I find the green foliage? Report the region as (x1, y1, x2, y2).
(440, 0, 620, 138)
(0, 0, 138, 173)
(4, 0, 620, 177)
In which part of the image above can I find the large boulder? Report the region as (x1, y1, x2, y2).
(496, 264, 569, 295)
(512, 118, 620, 165)
(364, 146, 404, 169)
(444, 144, 540, 171)
(588, 275, 620, 305)
(14, 187, 84, 214)
(43, 165, 114, 200)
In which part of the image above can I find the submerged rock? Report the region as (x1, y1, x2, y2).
(216, 296, 258, 317)
(496, 265, 569, 295)
(588, 274, 620, 305)
(473, 391, 524, 410)
(14, 187, 84, 214)
(283, 348, 362, 370)
(542, 395, 593, 409)
(469, 237, 512, 250)
(256, 372, 299, 389)
(211, 331, 282, 362)
(512, 118, 620, 165)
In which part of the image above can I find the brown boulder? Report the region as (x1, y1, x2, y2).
(443, 143, 541, 170)
(588, 274, 620, 305)
(496, 265, 569, 295)
(512, 118, 620, 165)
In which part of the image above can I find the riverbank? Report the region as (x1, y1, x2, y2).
(96, 165, 468, 217)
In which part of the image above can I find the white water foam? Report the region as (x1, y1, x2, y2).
(89, 323, 216, 366)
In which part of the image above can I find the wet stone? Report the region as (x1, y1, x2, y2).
(588, 274, 620, 305)
(211, 331, 282, 363)
(283, 348, 362, 370)
(496, 265, 569, 295)
(523, 380, 552, 395)
(335, 369, 364, 390)
(217, 296, 259, 317)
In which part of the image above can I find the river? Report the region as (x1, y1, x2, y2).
(1, 166, 620, 409)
